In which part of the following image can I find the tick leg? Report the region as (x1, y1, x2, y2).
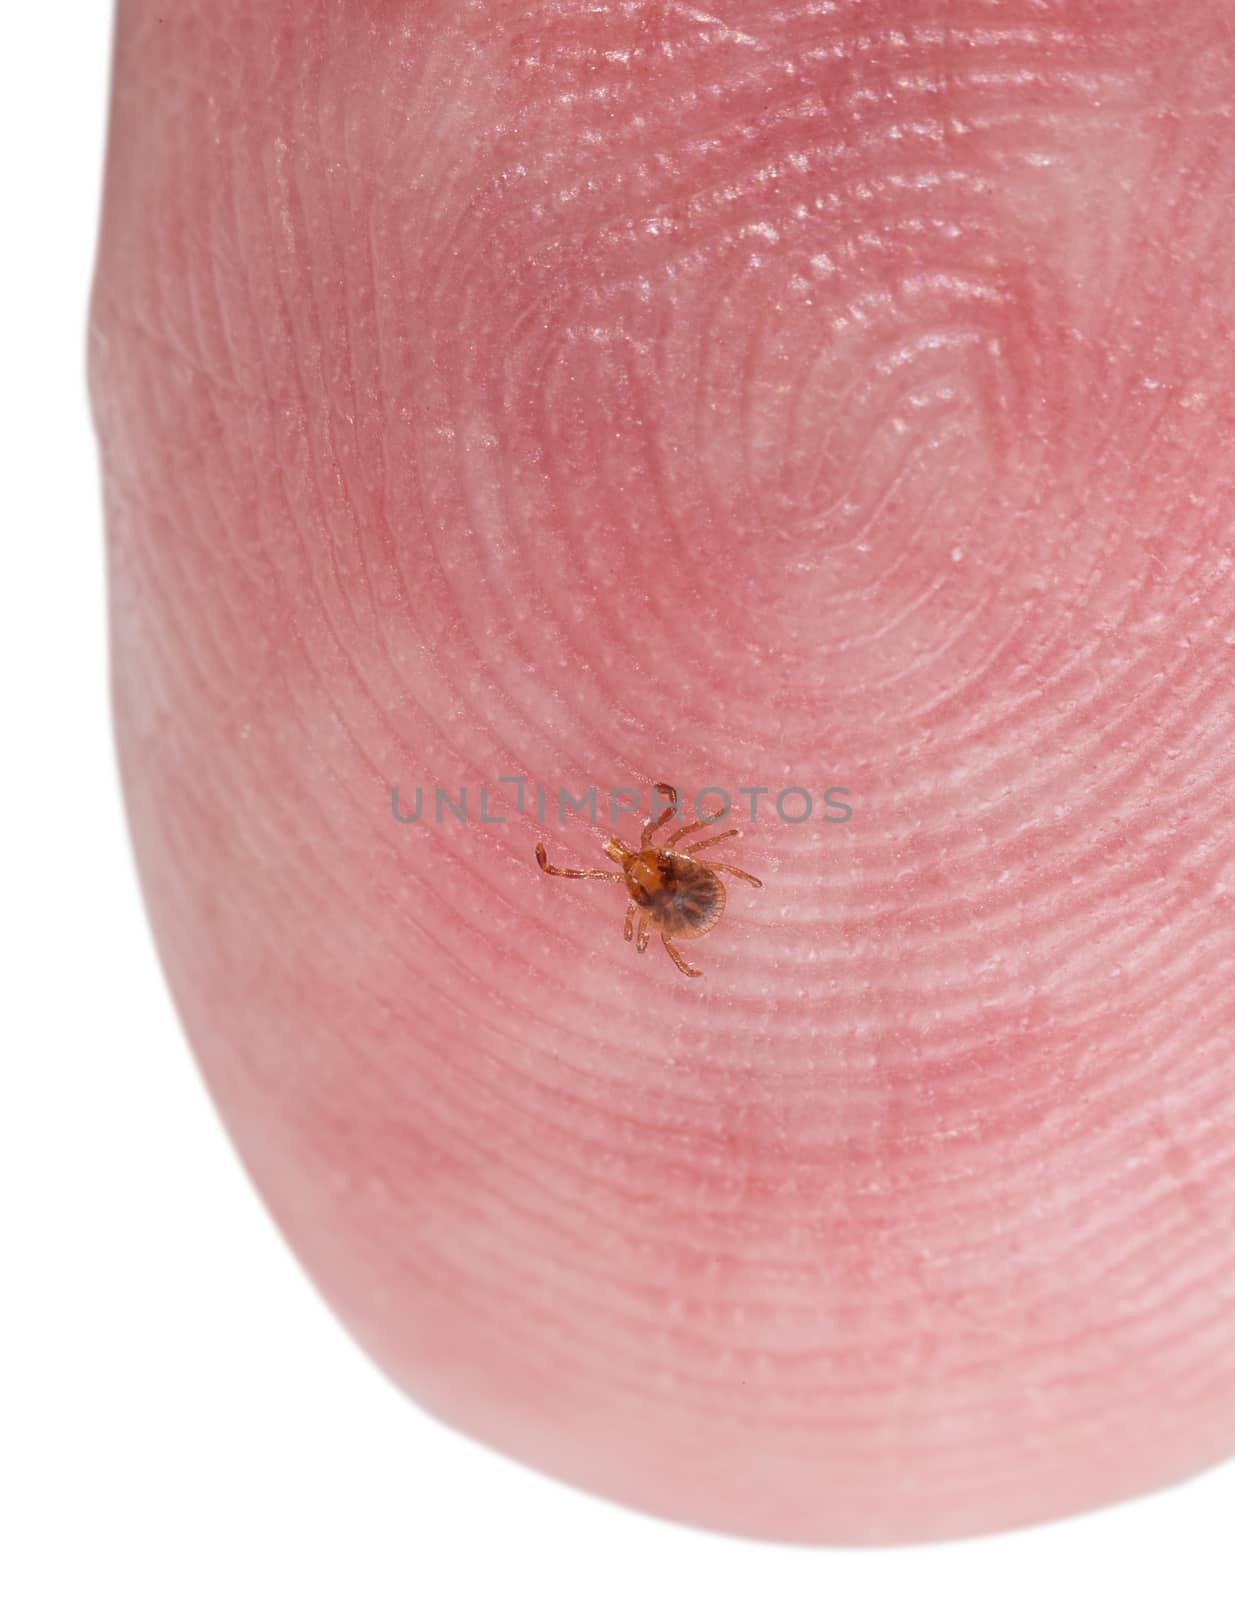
(636, 915, 651, 952)
(624, 902, 636, 942)
(535, 843, 623, 881)
(662, 936, 703, 978)
(695, 859, 763, 888)
(679, 828, 740, 854)
(641, 783, 680, 845)
(664, 809, 730, 848)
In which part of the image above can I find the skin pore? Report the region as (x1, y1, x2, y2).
(90, 0, 1235, 1543)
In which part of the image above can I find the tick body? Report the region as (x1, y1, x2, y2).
(535, 783, 763, 978)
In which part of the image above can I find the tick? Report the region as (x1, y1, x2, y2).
(535, 782, 764, 978)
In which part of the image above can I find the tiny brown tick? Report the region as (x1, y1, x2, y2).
(535, 782, 763, 978)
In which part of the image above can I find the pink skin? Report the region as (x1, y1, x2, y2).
(90, 0, 1235, 1544)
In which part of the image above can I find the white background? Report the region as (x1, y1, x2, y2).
(2, 8, 1232, 1597)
